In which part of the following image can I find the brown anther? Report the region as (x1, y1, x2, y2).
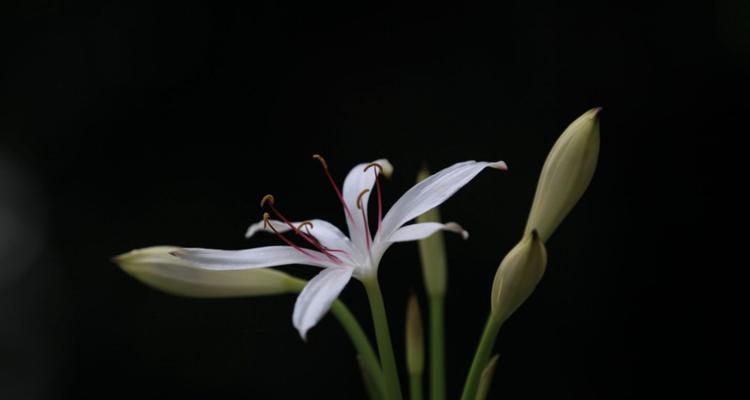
(296, 221, 314, 232)
(312, 154, 329, 170)
(356, 189, 370, 209)
(363, 162, 383, 174)
(262, 212, 272, 228)
(260, 194, 275, 207)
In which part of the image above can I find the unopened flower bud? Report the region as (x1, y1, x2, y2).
(491, 231, 547, 322)
(405, 293, 424, 376)
(113, 246, 300, 298)
(525, 108, 601, 242)
(416, 167, 448, 298)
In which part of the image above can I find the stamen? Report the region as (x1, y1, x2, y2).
(312, 154, 328, 170)
(262, 213, 321, 261)
(356, 189, 372, 250)
(261, 197, 341, 264)
(364, 163, 384, 231)
(260, 194, 275, 208)
(313, 154, 355, 223)
(296, 221, 314, 232)
(363, 163, 383, 175)
(296, 220, 351, 258)
(356, 189, 370, 210)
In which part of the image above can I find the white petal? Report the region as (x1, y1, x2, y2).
(114, 246, 297, 298)
(342, 158, 393, 251)
(371, 222, 468, 263)
(377, 160, 506, 242)
(173, 246, 335, 270)
(388, 222, 469, 242)
(292, 267, 353, 340)
(245, 218, 354, 256)
(245, 219, 291, 238)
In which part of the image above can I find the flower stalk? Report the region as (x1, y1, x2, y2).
(406, 294, 425, 400)
(459, 316, 502, 400)
(364, 277, 404, 400)
(416, 167, 449, 400)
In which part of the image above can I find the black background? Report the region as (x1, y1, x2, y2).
(0, 0, 729, 398)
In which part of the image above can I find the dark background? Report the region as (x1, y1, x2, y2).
(0, 0, 730, 398)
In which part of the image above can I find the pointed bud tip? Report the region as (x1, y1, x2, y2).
(588, 107, 603, 119)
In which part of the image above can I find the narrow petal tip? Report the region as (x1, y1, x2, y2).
(490, 161, 508, 171)
(444, 222, 469, 240)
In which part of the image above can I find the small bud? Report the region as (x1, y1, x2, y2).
(113, 246, 300, 298)
(525, 108, 601, 242)
(416, 166, 448, 297)
(491, 231, 548, 322)
(476, 354, 500, 400)
(405, 293, 424, 376)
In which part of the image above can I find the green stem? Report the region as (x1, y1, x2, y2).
(330, 300, 385, 394)
(428, 296, 445, 400)
(410, 373, 424, 400)
(287, 279, 384, 395)
(460, 316, 502, 400)
(364, 278, 404, 400)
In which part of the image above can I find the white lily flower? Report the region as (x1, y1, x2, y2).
(175, 156, 507, 339)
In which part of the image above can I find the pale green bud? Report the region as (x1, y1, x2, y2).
(476, 354, 500, 400)
(525, 108, 601, 242)
(405, 293, 425, 375)
(113, 246, 301, 298)
(490, 231, 548, 322)
(416, 167, 448, 297)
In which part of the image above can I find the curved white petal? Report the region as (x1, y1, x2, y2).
(376, 160, 506, 242)
(292, 267, 353, 340)
(245, 218, 355, 256)
(371, 222, 468, 263)
(245, 219, 292, 238)
(389, 222, 469, 242)
(173, 246, 335, 270)
(342, 158, 393, 252)
(114, 246, 297, 298)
